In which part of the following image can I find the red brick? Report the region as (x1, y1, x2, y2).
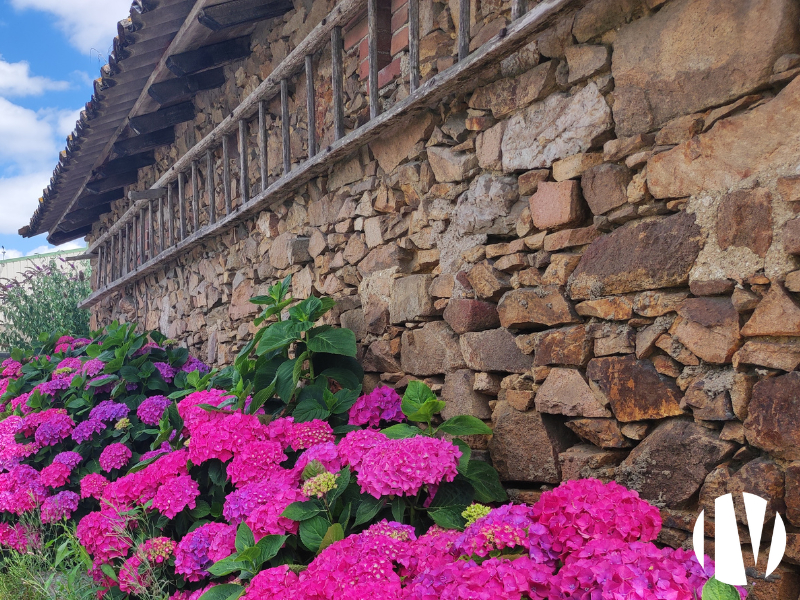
(378, 57, 402, 87)
(391, 25, 409, 55)
(358, 37, 369, 61)
(359, 58, 368, 80)
(391, 0, 406, 13)
(344, 15, 368, 51)
(391, 3, 408, 30)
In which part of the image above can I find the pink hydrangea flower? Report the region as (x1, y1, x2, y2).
(41, 491, 80, 523)
(338, 428, 388, 471)
(288, 419, 335, 450)
(81, 358, 105, 377)
(188, 411, 268, 465)
(242, 565, 299, 600)
(227, 440, 287, 487)
(151, 475, 200, 519)
(76, 510, 132, 563)
(80, 473, 110, 499)
(40, 462, 73, 488)
(99, 443, 132, 472)
(348, 386, 404, 428)
(223, 469, 303, 540)
(174, 522, 236, 582)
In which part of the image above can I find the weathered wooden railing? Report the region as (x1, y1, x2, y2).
(82, 0, 577, 308)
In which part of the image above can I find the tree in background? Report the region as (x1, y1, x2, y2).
(0, 259, 91, 351)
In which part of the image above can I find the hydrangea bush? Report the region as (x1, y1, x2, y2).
(0, 278, 737, 600)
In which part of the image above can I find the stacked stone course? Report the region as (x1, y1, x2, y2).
(88, 0, 800, 594)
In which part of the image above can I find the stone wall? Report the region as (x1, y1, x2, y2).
(89, 0, 800, 594)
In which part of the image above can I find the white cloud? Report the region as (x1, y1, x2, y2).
(0, 249, 23, 259)
(0, 98, 59, 162)
(9, 0, 132, 55)
(0, 56, 70, 96)
(0, 170, 53, 235)
(26, 241, 84, 255)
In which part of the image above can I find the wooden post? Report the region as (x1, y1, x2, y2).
(97, 245, 103, 287)
(148, 200, 155, 260)
(331, 26, 345, 140)
(458, 0, 470, 61)
(178, 172, 187, 240)
(207, 149, 216, 224)
(158, 196, 164, 254)
(192, 160, 200, 230)
(305, 54, 317, 157)
(239, 119, 249, 204)
(139, 208, 146, 265)
(258, 100, 268, 191)
(167, 183, 175, 246)
(223, 135, 232, 214)
(110, 235, 116, 281)
(367, 0, 380, 119)
(409, 0, 420, 91)
(125, 223, 131, 274)
(281, 78, 291, 174)
(511, 0, 525, 20)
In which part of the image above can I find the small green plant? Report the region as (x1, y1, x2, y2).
(702, 576, 741, 600)
(0, 259, 91, 352)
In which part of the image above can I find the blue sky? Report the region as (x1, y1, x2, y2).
(0, 0, 131, 259)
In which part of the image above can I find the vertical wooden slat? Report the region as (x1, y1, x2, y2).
(305, 54, 317, 158)
(207, 149, 216, 224)
(139, 208, 146, 265)
(192, 160, 200, 230)
(239, 119, 249, 204)
(158, 196, 164, 254)
(367, 0, 380, 119)
(281, 78, 291, 174)
(511, 0, 525, 20)
(97, 246, 103, 287)
(110, 235, 116, 281)
(331, 26, 345, 140)
(258, 101, 268, 191)
(409, 0, 420, 91)
(148, 200, 154, 260)
(223, 135, 232, 215)
(458, 0, 470, 61)
(125, 223, 131, 274)
(167, 184, 175, 246)
(178, 172, 187, 240)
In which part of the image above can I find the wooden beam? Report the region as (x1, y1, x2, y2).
(258, 101, 268, 192)
(178, 171, 187, 239)
(96, 151, 156, 176)
(60, 203, 114, 228)
(74, 188, 124, 209)
(192, 160, 200, 228)
(129, 102, 195, 135)
(207, 149, 216, 224)
(166, 36, 251, 77)
(113, 127, 175, 158)
(128, 189, 167, 201)
(367, 0, 380, 119)
(148, 67, 226, 105)
(458, 0, 470, 61)
(331, 26, 345, 140)
(167, 184, 175, 245)
(223, 135, 232, 214)
(198, 0, 294, 31)
(65, 252, 97, 262)
(409, 0, 420, 91)
(239, 120, 249, 204)
(512, 0, 526, 19)
(305, 54, 317, 158)
(85, 170, 139, 194)
(281, 78, 291, 174)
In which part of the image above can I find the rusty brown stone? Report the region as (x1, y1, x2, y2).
(743, 371, 800, 460)
(389, 275, 438, 323)
(568, 212, 702, 300)
(400, 321, 466, 376)
(633, 290, 688, 317)
(488, 401, 575, 483)
(617, 418, 737, 508)
(651, 354, 682, 378)
(498, 286, 580, 329)
(543, 226, 601, 252)
(362, 339, 402, 373)
(581, 163, 632, 216)
(716, 187, 774, 258)
(466, 261, 512, 301)
(518, 169, 550, 196)
(742, 282, 800, 336)
(566, 418, 633, 448)
(655, 113, 705, 145)
(672, 297, 741, 363)
(522, 325, 593, 368)
(552, 152, 604, 182)
(559, 444, 627, 481)
(784, 218, 800, 255)
(529, 181, 585, 231)
(575, 296, 634, 320)
(682, 370, 736, 421)
(535, 368, 611, 417)
(357, 243, 413, 276)
(603, 133, 656, 162)
(565, 44, 611, 84)
(441, 370, 492, 420)
(733, 339, 800, 371)
(728, 458, 785, 524)
(443, 299, 500, 334)
(460, 328, 533, 374)
(786, 462, 800, 527)
(541, 254, 582, 285)
(586, 355, 684, 422)
(500, 389, 536, 411)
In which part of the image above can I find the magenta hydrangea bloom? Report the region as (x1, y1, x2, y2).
(36, 378, 73, 396)
(174, 522, 236, 582)
(1, 359, 22, 379)
(348, 386, 404, 428)
(177, 389, 236, 430)
(188, 411, 268, 465)
(40, 462, 72, 488)
(140, 442, 171, 462)
(242, 565, 299, 600)
(80, 473, 109, 499)
(99, 443, 132, 472)
(531, 479, 662, 559)
(354, 435, 461, 499)
(40, 491, 80, 524)
(71, 418, 106, 443)
(0, 522, 34, 552)
(55, 357, 82, 374)
(76, 510, 132, 563)
(338, 428, 388, 470)
(137, 395, 171, 425)
(89, 400, 130, 423)
(151, 475, 200, 519)
(81, 358, 105, 378)
(0, 465, 48, 515)
(223, 469, 302, 539)
(288, 419, 335, 450)
(181, 356, 210, 374)
(293, 442, 342, 477)
(34, 412, 75, 446)
(227, 440, 287, 487)
(154, 362, 177, 383)
(52, 451, 82, 469)
(399, 526, 461, 580)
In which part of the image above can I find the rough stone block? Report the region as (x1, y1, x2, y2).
(460, 328, 533, 373)
(427, 146, 478, 182)
(498, 286, 580, 329)
(442, 370, 492, 419)
(443, 299, 501, 334)
(560, 444, 627, 481)
(389, 274, 438, 323)
(717, 187, 774, 258)
(581, 163, 632, 215)
(672, 297, 741, 364)
(742, 283, 800, 336)
(565, 44, 611, 84)
(744, 371, 800, 460)
(535, 367, 611, 417)
(400, 321, 466, 376)
(552, 152, 604, 182)
(529, 180, 584, 231)
(566, 418, 633, 448)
